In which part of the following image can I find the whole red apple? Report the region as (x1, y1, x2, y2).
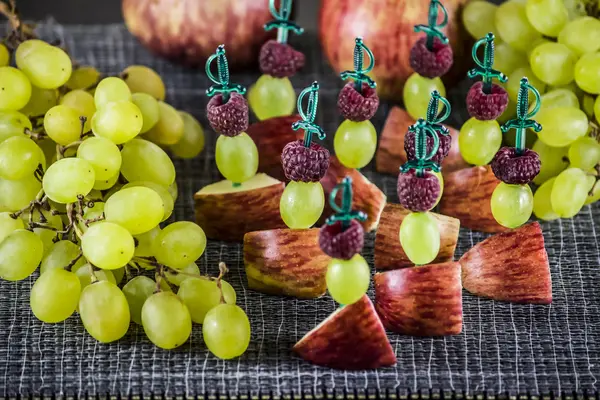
(319, 0, 470, 102)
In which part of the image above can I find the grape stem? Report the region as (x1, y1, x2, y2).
(64, 252, 83, 272)
(88, 263, 98, 284)
(24, 128, 47, 141)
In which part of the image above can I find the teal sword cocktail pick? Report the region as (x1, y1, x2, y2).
(326, 176, 367, 230)
(467, 32, 508, 94)
(264, 0, 304, 44)
(292, 81, 326, 148)
(501, 78, 542, 154)
(414, 0, 449, 50)
(340, 37, 376, 94)
(205, 45, 246, 103)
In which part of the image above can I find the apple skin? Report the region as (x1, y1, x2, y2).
(460, 222, 552, 304)
(374, 203, 460, 270)
(374, 261, 463, 336)
(293, 295, 396, 370)
(319, 0, 470, 102)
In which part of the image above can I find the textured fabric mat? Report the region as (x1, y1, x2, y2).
(0, 23, 599, 399)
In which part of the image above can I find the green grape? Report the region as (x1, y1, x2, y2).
(558, 17, 600, 56)
(78, 281, 130, 343)
(462, 0, 499, 39)
(16, 40, 72, 89)
(131, 93, 159, 133)
(595, 95, 600, 123)
(73, 263, 116, 290)
(168, 181, 178, 202)
(491, 183, 533, 228)
(215, 133, 258, 184)
(30, 268, 81, 323)
(399, 212, 440, 265)
(143, 101, 184, 145)
(526, 37, 553, 58)
(40, 240, 86, 274)
(568, 137, 600, 170)
(178, 278, 236, 323)
(551, 167, 589, 217)
(122, 275, 156, 325)
(0, 136, 41, 180)
(0, 229, 44, 281)
(536, 107, 588, 147)
(78, 201, 105, 232)
(19, 86, 58, 117)
(93, 173, 119, 191)
(23, 207, 63, 256)
(43, 158, 95, 204)
(585, 176, 600, 205)
(532, 140, 569, 185)
(0, 43, 8, 66)
(134, 226, 161, 258)
(91, 100, 143, 144)
(280, 181, 324, 229)
(154, 221, 207, 269)
(113, 268, 125, 284)
(104, 187, 164, 235)
(574, 52, 600, 94)
(493, 43, 529, 77)
(495, 0, 541, 52)
(403, 73, 446, 120)
(0, 212, 24, 243)
(203, 304, 251, 359)
(0, 110, 31, 143)
(94, 77, 132, 108)
(0, 175, 41, 211)
(525, 0, 568, 37)
(65, 66, 101, 90)
(334, 120, 377, 169)
(141, 291, 192, 349)
(170, 111, 205, 159)
(326, 254, 370, 305)
(122, 65, 166, 101)
(103, 183, 123, 202)
(529, 43, 577, 86)
(535, 89, 580, 112)
(44, 105, 84, 145)
(458, 118, 502, 166)
(582, 94, 596, 118)
(533, 177, 560, 221)
(120, 139, 176, 186)
(165, 262, 200, 286)
(248, 74, 295, 120)
(0, 67, 32, 110)
(60, 89, 96, 132)
(506, 67, 546, 103)
(76, 137, 122, 180)
(122, 181, 174, 221)
(81, 221, 135, 270)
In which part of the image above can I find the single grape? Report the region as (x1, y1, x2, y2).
(76, 137, 122, 180)
(0, 136, 41, 180)
(93, 173, 119, 191)
(122, 181, 174, 221)
(0, 175, 41, 212)
(334, 120, 377, 169)
(94, 77, 132, 108)
(535, 88, 580, 112)
(43, 158, 95, 204)
(30, 268, 81, 323)
(122, 65, 166, 101)
(0, 67, 32, 110)
(462, 1, 499, 39)
(19, 86, 58, 117)
(131, 93, 159, 133)
(0, 229, 44, 281)
(154, 221, 207, 269)
(81, 222, 135, 270)
(113, 267, 125, 284)
(165, 262, 200, 286)
(59, 89, 96, 132)
(168, 181, 178, 203)
(532, 140, 569, 185)
(525, 0, 568, 37)
(0, 110, 31, 143)
(178, 278, 236, 323)
(533, 177, 559, 221)
(536, 107, 588, 147)
(122, 275, 156, 325)
(16, 40, 72, 89)
(78, 281, 130, 343)
(582, 94, 596, 118)
(22, 207, 63, 256)
(0, 212, 24, 244)
(143, 101, 184, 145)
(568, 137, 600, 171)
(458, 118, 502, 166)
(134, 226, 161, 258)
(203, 304, 250, 359)
(399, 212, 440, 265)
(494, 43, 529, 77)
(215, 133, 258, 184)
(170, 111, 205, 159)
(91, 100, 143, 144)
(403, 73, 446, 120)
(104, 186, 164, 235)
(325, 254, 370, 305)
(40, 240, 85, 274)
(280, 181, 325, 229)
(65, 66, 101, 90)
(551, 168, 590, 218)
(495, 0, 541, 52)
(506, 67, 546, 103)
(120, 139, 176, 186)
(142, 291, 192, 349)
(0, 43, 8, 66)
(574, 52, 600, 95)
(491, 183, 534, 228)
(529, 43, 577, 86)
(73, 263, 116, 290)
(44, 105, 84, 145)
(558, 16, 600, 56)
(248, 74, 295, 120)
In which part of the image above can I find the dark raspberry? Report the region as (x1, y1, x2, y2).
(404, 130, 451, 165)
(409, 37, 454, 79)
(206, 93, 248, 137)
(281, 140, 330, 182)
(319, 219, 364, 260)
(397, 170, 441, 212)
(337, 82, 380, 122)
(466, 81, 509, 121)
(259, 40, 305, 78)
(491, 147, 541, 184)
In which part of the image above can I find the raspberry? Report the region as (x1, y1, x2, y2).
(206, 93, 248, 137)
(409, 37, 454, 79)
(319, 219, 364, 260)
(281, 140, 330, 182)
(466, 82, 509, 121)
(259, 40, 305, 78)
(491, 147, 541, 184)
(397, 170, 440, 212)
(404, 130, 451, 164)
(337, 82, 380, 122)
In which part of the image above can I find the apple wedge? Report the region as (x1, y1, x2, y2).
(374, 203, 460, 270)
(194, 173, 286, 241)
(375, 107, 468, 176)
(374, 261, 463, 336)
(438, 165, 509, 233)
(244, 228, 330, 298)
(293, 295, 396, 369)
(460, 221, 552, 304)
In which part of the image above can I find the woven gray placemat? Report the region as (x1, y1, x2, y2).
(0, 23, 598, 399)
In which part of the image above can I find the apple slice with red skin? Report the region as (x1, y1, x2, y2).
(460, 221, 552, 304)
(374, 203, 460, 270)
(374, 261, 463, 336)
(293, 295, 396, 370)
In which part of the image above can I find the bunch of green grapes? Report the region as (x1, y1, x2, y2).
(462, 0, 600, 220)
